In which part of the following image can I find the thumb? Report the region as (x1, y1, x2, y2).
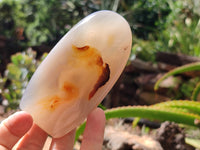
(0, 111, 33, 149)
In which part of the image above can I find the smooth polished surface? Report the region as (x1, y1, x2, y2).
(20, 10, 132, 138)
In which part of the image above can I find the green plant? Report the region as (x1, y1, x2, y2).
(0, 0, 171, 48)
(0, 0, 26, 38)
(0, 49, 47, 109)
(192, 82, 200, 101)
(179, 77, 200, 99)
(0, 0, 98, 46)
(131, 0, 200, 63)
(131, 35, 162, 62)
(158, 0, 200, 57)
(75, 100, 200, 142)
(154, 62, 200, 100)
(116, 0, 171, 39)
(75, 61, 200, 149)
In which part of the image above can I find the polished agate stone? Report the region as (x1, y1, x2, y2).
(20, 10, 132, 138)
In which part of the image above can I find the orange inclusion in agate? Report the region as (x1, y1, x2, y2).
(39, 45, 110, 111)
(38, 82, 79, 111)
(72, 45, 110, 100)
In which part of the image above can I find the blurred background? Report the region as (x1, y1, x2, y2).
(1, 0, 200, 149)
(1, 0, 200, 110)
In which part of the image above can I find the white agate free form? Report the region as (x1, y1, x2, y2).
(20, 10, 132, 138)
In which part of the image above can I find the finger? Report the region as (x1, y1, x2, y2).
(16, 124, 48, 150)
(50, 129, 76, 150)
(0, 111, 33, 149)
(80, 108, 105, 150)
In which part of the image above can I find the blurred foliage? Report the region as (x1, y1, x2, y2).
(0, 0, 97, 45)
(179, 77, 200, 99)
(119, 0, 170, 39)
(0, 49, 47, 109)
(1, 0, 200, 59)
(0, 0, 200, 108)
(131, 35, 162, 62)
(154, 62, 200, 100)
(1, 2, 200, 147)
(132, 0, 200, 61)
(158, 0, 200, 56)
(0, 0, 170, 46)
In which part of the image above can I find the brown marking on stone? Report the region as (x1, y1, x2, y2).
(38, 95, 61, 111)
(62, 81, 79, 100)
(72, 45, 110, 100)
(123, 46, 129, 51)
(89, 63, 110, 100)
(49, 96, 61, 110)
(38, 82, 79, 111)
(95, 55, 103, 66)
(72, 45, 90, 52)
(72, 45, 104, 67)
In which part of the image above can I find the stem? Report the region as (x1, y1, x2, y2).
(154, 62, 200, 91)
(152, 100, 200, 115)
(75, 105, 200, 142)
(191, 82, 200, 101)
(105, 106, 200, 127)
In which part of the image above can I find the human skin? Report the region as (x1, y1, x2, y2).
(0, 108, 105, 150)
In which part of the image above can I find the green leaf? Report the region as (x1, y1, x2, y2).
(75, 101, 200, 142)
(154, 62, 200, 91)
(11, 54, 23, 65)
(152, 100, 200, 115)
(75, 122, 86, 143)
(7, 64, 21, 80)
(185, 138, 200, 149)
(98, 103, 107, 110)
(191, 82, 200, 101)
(105, 106, 200, 127)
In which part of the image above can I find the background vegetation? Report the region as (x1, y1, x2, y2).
(0, 0, 200, 109)
(1, 0, 200, 149)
